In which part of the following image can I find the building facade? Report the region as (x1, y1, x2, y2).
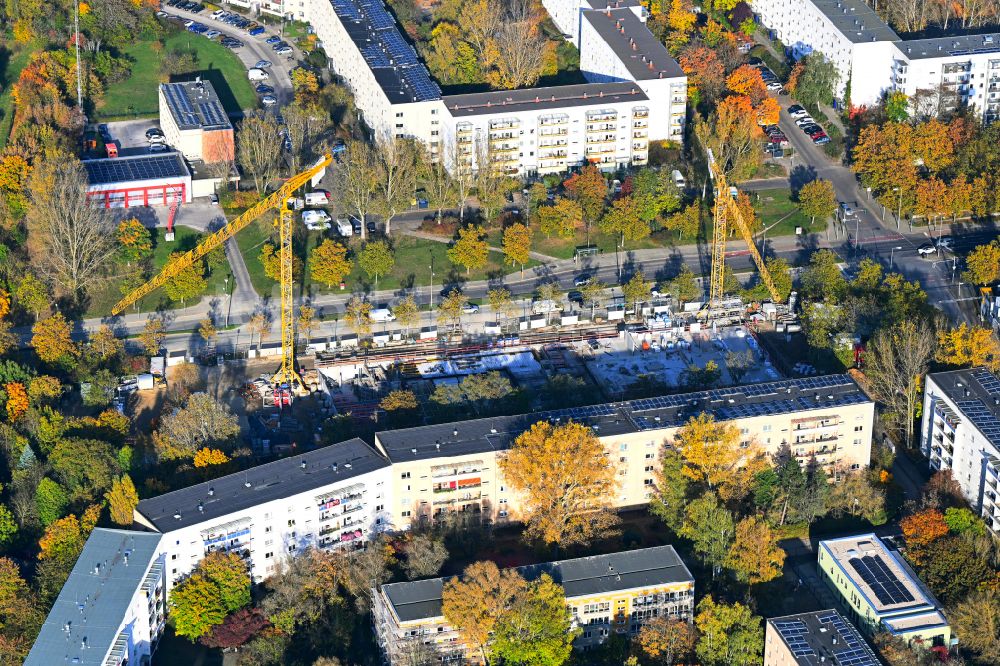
(920, 367, 1000, 534)
(750, 0, 1000, 121)
(817, 534, 952, 647)
(83, 153, 192, 209)
(26, 529, 166, 666)
(372, 545, 695, 664)
(159, 80, 235, 163)
(764, 609, 881, 665)
(374, 374, 874, 530)
(133, 438, 393, 586)
(305, 0, 685, 175)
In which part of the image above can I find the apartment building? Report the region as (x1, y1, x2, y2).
(159, 80, 235, 163)
(764, 609, 881, 665)
(750, 0, 1000, 121)
(372, 545, 695, 664)
(373, 374, 874, 530)
(818, 534, 952, 648)
(133, 438, 392, 586)
(920, 367, 1000, 534)
(26, 529, 166, 666)
(224, 0, 305, 19)
(305, 0, 685, 175)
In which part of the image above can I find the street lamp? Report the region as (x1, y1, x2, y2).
(892, 186, 902, 230)
(224, 276, 232, 328)
(889, 246, 902, 271)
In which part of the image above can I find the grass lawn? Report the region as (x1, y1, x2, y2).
(486, 221, 682, 262)
(85, 226, 231, 317)
(0, 38, 40, 148)
(97, 29, 256, 120)
(750, 187, 815, 237)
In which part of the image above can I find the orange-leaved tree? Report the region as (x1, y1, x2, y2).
(900, 508, 949, 562)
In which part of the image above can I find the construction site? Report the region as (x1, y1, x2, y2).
(106, 146, 814, 458)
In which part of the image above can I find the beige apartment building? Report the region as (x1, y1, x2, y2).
(372, 374, 874, 530)
(372, 545, 695, 664)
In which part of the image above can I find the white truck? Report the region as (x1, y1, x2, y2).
(304, 191, 329, 206)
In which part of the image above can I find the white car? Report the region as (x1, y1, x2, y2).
(204, 29, 221, 38)
(148, 143, 168, 153)
(766, 81, 783, 91)
(302, 209, 331, 230)
(255, 60, 272, 68)
(247, 68, 269, 81)
(275, 46, 293, 56)
(371, 307, 396, 322)
(917, 243, 937, 257)
(462, 303, 480, 314)
(211, 9, 225, 18)
(795, 117, 815, 127)
(261, 95, 277, 106)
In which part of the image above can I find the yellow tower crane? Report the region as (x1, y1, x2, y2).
(705, 148, 783, 310)
(112, 153, 334, 394)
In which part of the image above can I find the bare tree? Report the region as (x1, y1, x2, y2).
(373, 136, 420, 236)
(26, 159, 117, 299)
(237, 111, 283, 196)
(865, 320, 936, 448)
(487, 22, 546, 89)
(284, 102, 330, 174)
(473, 138, 510, 223)
(422, 148, 458, 223)
(448, 136, 475, 222)
(335, 140, 380, 240)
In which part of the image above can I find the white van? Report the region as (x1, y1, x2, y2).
(672, 170, 686, 189)
(370, 307, 396, 322)
(531, 299, 563, 315)
(335, 218, 353, 237)
(304, 192, 329, 206)
(302, 209, 331, 230)
(247, 68, 269, 81)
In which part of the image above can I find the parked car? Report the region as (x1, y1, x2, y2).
(248, 68, 269, 81)
(261, 95, 277, 106)
(795, 116, 816, 127)
(462, 303, 480, 314)
(335, 219, 353, 237)
(302, 209, 331, 230)
(766, 81, 783, 91)
(275, 46, 293, 56)
(812, 134, 831, 145)
(254, 60, 272, 68)
(149, 143, 168, 153)
(838, 202, 856, 219)
(266, 35, 282, 44)
(98, 124, 111, 140)
(917, 243, 937, 256)
(350, 218, 362, 235)
(788, 104, 808, 118)
(574, 274, 592, 287)
(255, 84, 275, 94)
(249, 26, 266, 36)
(204, 29, 221, 38)
(366, 221, 378, 235)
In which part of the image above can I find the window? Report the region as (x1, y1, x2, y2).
(395, 112, 403, 118)
(401, 472, 411, 479)
(431, 130, 439, 136)
(171, 554, 177, 560)
(853, 438, 862, 446)
(402, 510, 412, 517)
(762, 424, 772, 432)
(854, 426, 863, 432)
(287, 544, 297, 553)
(619, 456, 627, 463)
(620, 443, 628, 452)
(644, 478, 654, 485)
(265, 539, 273, 546)
(395, 123, 404, 129)
(431, 108, 438, 115)
(265, 552, 273, 559)
(376, 504, 383, 511)
(499, 498, 507, 504)
(287, 519, 295, 527)
(265, 526, 272, 533)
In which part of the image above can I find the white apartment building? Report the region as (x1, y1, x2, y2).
(224, 0, 305, 19)
(750, 0, 1000, 121)
(920, 367, 1000, 534)
(305, 0, 685, 175)
(26, 529, 167, 666)
(133, 438, 393, 586)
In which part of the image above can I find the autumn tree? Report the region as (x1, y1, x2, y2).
(637, 615, 697, 665)
(373, 136, 421, 236)
(164, 254, 208, 305)
(727, 65, 768, 103)
(116, 218, 153, 266)
(0, 557, 42, 660)
(962, 240, 1000, 285)
(359, 240, 395, 287)
(246, 312, 271, 349)
(537, 197, 583, 238)
(694, 596, 764, 666)
(344, 296, 372, 338)
(797, 179, 837, 226)
(237, 111, 283, 195)
(310, 239, 353, 288)
(900, 508, 949, 561)
(600, 196, 649, 271)
(199, 317, 217, 345)
(140, 317, 166, 356)
(950, 588, 1000, 664)
(402, 533, 448, 580)
(31, 313, 76, 364)
(335, 534, 397, 611)
(499, 421, 619, 547)
(448, 225, 489, 275)
(487, 287, 515, 322)
(580, 280, 608, 319)
(502, 222, 533, 274)
(259, 243, 303, 283)
(936, 323, 1000, 372)
(679, 45, 725, 104)
(726, 516, 786, 585)
(200, 607, 269, 650)
(393, 296, 419, 336)
(13, 273, 48, 320)
(26, 159, 117, 299)
(442, 560, 527, 664)
(104, 474, 138, 526)
(380, 390, 419, 412)
(563, 166, 607, 241)
(675, 413, 756, 499)
(171, 552, 250, 640)
(697, 95, 762, 181)
(193, 448, 230, 468)
(335, 140, 380, 240)
(622, 270, 651, 314)
(157, 393, 240, 460)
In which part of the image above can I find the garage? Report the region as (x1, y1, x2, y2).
(84, 152, 193, 209)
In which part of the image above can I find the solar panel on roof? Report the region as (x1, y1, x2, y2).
(84, 154, 187, 185)
(849, 555, 915, 606)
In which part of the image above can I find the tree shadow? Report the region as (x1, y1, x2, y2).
(789, 164, 819, 196)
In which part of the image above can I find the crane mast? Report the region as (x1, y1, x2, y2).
(705, 149, 782, 309)
(112, 153, 334, 394)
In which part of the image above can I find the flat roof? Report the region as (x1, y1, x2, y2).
(26, 529, 163, 666)
(582, 8, 685, 80)
(928, 367, 1000, 450)
(768, 610, 881, 665)
(900, 33, 1000, 59)
(443, 81, 649, 117)
(136, 438, 390, 532)
(84, 153, 190, 186)
(585, 0, 641, 8)
(820, 534, 944, 617)
(160, 80, 232, 131)
(810, 0, 900, 44)
(330, 0, 440, 103)
(375, 374, 870, 462)
(382, 545, 693, 622)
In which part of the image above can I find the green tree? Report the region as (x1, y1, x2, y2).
(170, 552, 250, 641)
(663, 205, 701, 240)
(950, 588, 1000, 665)
(943, 507, 986, 536)
(448, 225, 489, 275)
(164, 258, 208, 305)
(49, 438, 119, 503)
(680, 494, 735, 577)
(667, 265, 701, 303)
(694, 596, 764, 666)
(359, 240, 395, 287)
(34, 478, 68, 526)
(797, 179, 837, 226)
(630, 169, 681, 223)
(800, 249, 847, 303)
(116, 218, 153, 266)
(885, 91, 909, 122)
(537, 197, 582, 238)
(564, 166, 607, 240)
(916, 535, 991, 604)
(199, 551, 251, 613)
(13, 273, 49, 319)
(650, 449, 690, 533)
(791, 52, 838, 108)
(393, 295, 420, 336)
(0, 505, 16, 547)
(492, 574, 577, 666)
(622, 270, 651, 314)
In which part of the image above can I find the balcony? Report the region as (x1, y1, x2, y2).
(489, 119, 519, 130)
(586, 123, 616, 132)
(539, 114, 568, 126)
(632, 107, 649, 119)
(587, 111, 617, 122)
